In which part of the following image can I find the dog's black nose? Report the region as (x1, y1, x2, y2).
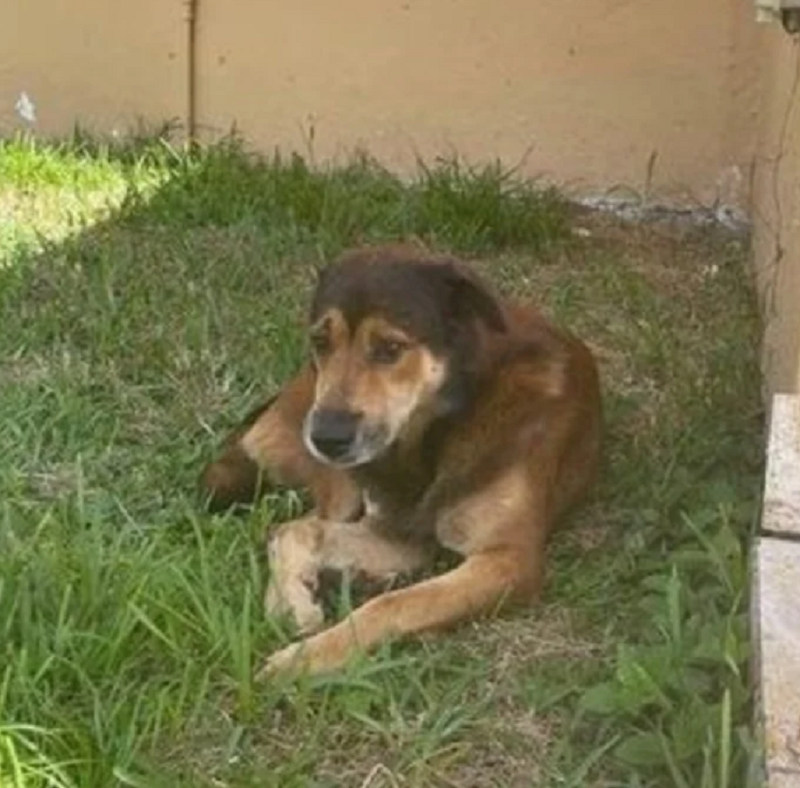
(308, 409, 361, 460)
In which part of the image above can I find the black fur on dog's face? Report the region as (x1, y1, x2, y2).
(302, 249, 507, 468)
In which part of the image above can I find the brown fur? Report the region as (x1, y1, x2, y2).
(199, 244, 602, 678)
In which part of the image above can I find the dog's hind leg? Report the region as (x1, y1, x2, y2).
(199, 365, 360, 519)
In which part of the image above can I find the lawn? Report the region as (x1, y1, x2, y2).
(0, 134, 764, 787)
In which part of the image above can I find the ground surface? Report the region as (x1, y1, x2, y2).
(0, 136, 764, 787)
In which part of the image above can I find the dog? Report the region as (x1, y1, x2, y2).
(200, 244, 602, 678)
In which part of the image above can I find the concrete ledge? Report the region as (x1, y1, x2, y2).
(754, 538, 800, 785)
(762, 394, 800, 538)
(755, 393, 800, 787)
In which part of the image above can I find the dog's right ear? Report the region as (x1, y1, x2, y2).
(435, 261, 507, 333)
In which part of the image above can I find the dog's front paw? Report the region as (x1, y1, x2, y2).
(265, 517, 327, 635)
(265, 579, 325, 635)
(256, 642, 306, 681)
(256, 626, 354, 681)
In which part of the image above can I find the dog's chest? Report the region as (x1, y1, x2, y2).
(363, 489, 382, 518)
(355, 462, 435, 541)
(351, 417, 458, 541)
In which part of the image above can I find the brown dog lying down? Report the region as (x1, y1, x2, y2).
(200, 244, 602, 678)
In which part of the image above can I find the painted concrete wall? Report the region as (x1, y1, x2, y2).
(2, 0, 761, 211)
(0, 0, 186, 139)
(752, 25, 800, 395)
(195, 0, 761, 209)
(4, 0, 800, 395)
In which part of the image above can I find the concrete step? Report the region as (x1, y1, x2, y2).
(755, 394, 800, 787)
(754, 538, 800, 786)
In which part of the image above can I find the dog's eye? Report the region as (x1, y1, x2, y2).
(370, 338, 406, 365)
(310, 333, 331, 356)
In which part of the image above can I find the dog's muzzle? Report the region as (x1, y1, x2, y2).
(304, 408, 390, 467)
(305, 408, 362, 463)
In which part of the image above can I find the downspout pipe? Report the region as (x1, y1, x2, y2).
(185, 0, 198, 144)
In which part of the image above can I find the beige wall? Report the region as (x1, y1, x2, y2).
(0, 0, 186, 138)
(2, 0, 761, 212)
(4, 1, 800, 395)
(196, 0, 761, 209)
(752, 25, 800, 395)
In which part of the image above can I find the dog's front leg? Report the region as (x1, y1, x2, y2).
(265, 515, 430, 636)
(264, 515, 327, 635)
(258, 547, 539, 679)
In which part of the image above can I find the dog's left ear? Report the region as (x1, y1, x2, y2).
(437, 262, 507, 333)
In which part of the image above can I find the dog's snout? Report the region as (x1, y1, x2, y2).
(308, 409, 362, 460)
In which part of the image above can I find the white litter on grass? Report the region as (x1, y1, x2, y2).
(15, 92, 36, 124)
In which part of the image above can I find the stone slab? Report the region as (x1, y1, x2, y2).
(762, 394, 800, 538)
(753, 538, 800, 785)
(770, 774, 800, 788)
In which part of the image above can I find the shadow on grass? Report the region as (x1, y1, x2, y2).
(0, 130, 765, 788)
(0, 132, 568, 512)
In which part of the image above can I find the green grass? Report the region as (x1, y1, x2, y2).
(0, 131, 764, 787)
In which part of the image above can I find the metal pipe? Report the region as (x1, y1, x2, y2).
(185, 0, 198, 143)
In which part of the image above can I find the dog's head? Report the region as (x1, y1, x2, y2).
(302, 247, 506, 468)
